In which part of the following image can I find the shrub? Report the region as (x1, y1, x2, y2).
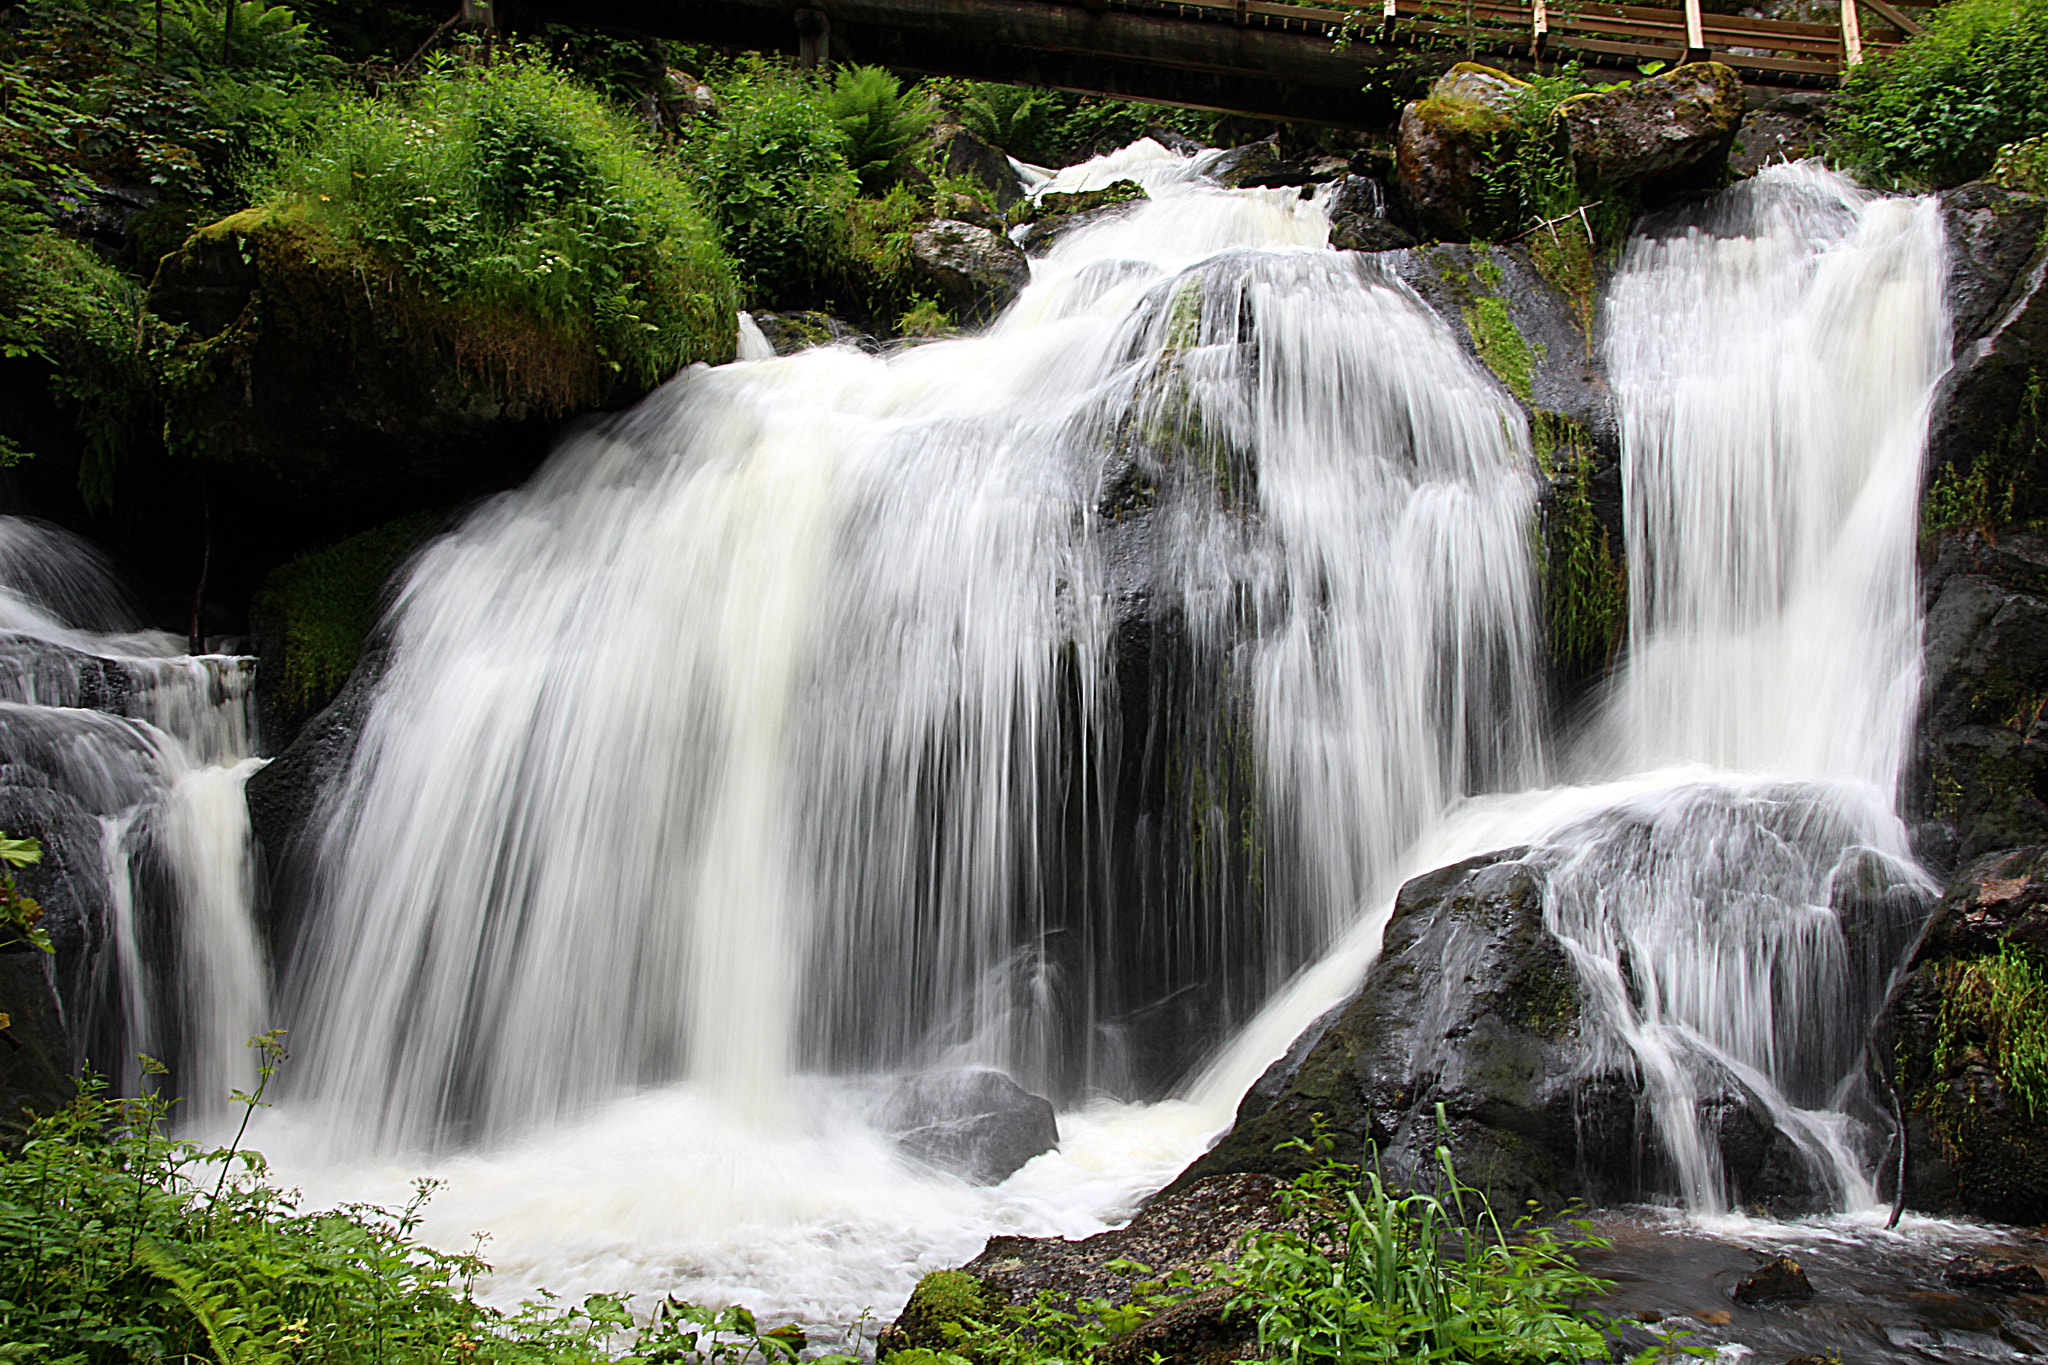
(827, 66, 935, 194)
(254, 48, 739, 392)
(946, 82, 1218, 166)
(1833, 0, 2048, 188)
(683, 56, 858, 299)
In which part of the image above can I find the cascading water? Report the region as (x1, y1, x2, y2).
(201, 150, 1947, 1330)
(279, 140, 1543, 1155)
(0, 517, 265, 1116)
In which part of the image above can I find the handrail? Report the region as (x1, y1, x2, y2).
(1091, 0, 1928, 79)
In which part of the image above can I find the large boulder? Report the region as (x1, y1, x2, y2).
(1555, 61, 1744, 197)
(907, 220, 1030, 324)
(1168, 849, 1641, 1215)
(921, 123, 1024, 210)
(1393, 64, 1526, 241)
(1872, 847, 2048, 1224)
(1729, 90, 1831, 178)
(1322, 174, 1414, 253)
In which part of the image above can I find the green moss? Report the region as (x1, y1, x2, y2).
(1464, 295, 1535, 404)
(256, 513, 440, 721)
(1012, 178, 1146, 227)
(1934, 942, 2048, 1121)
(1532, 412, 1625, 673)
(887, 1270, 1002, 1358)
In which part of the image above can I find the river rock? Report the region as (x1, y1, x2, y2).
(1202, 136, 1289, 188)
(907, 220, 1030, 324)
(921, 122, 1024, 209)
(1014, 179, 1148, 256)
(1731, 1254, 1814, 1304)
(1871, 846, 2048, 1225)
(1394, 64, 1525, 241)
(1945, 1254, 2048, 1291)
(1729, 90, 1831, 178)
(749, 310, 879, 356)
(1555, 62, 1743, 198)
(873, 1068, 1058, 1184)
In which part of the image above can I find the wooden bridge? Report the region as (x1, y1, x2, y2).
(516, 0, 1937, 127)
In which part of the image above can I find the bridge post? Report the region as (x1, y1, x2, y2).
(1839, 0, 1864, 65)
(1682, 0, 1710, 61)
(795, 7, 831, 68)
(1532, 0, 1548, 56)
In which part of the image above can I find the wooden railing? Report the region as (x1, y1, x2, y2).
(1095, 0, 1936, 82)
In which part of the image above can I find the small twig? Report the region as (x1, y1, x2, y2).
(1501, 200, 1605, 247)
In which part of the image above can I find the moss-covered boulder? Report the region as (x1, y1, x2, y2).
(1393, 64, 1527, 240)
(1554, 61, 1743, 197)
(147, 211, 671, 501)
(1872, 846, 2048, 1224)
(1013, 179, 1149, 256)
(876, 1269, 1007, 1359)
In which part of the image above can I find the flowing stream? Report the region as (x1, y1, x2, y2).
(3, 146, 1979, 1346)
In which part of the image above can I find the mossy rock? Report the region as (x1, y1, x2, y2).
(147, 211, 730, 502)
(1012, 178, 1148, 227)
(877, 1270, 1007, 1360)
(1393, 65, 1527, 241)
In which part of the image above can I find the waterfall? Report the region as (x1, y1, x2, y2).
(279, 141, 1544, 1152)
(0, 517, 265, 1116)
(1533, 163, 1948, 1213)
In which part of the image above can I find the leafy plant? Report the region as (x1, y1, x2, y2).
(827, 66, 934, 194)
(1833, 0, 2048, 188)
(0, 834, 50, 959)
(1935, 941, 2048, 1120)
(682, 55, 857, 299)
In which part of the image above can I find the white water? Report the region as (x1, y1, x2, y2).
(129, 151, 1949, 1331)
(0, 517, 265, 1116)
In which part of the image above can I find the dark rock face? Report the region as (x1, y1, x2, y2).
(874, 1068, 1059, 1184)
(908, 220, 1030, 324)
(1910, 530, 2048, 868)
(1169, 850, 1641, 1215)
(1556, 62, 1744, 197)
(1925, 184, 2048, 503)
(0, 951, 73, 1144)
(1872, 847, 2048, 1225)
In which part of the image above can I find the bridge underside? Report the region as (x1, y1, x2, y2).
(513, 0, 1407, 129)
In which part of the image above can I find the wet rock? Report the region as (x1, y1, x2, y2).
(1924, 184, 2048, 512)
(875, 1068, 1058, 1184)
(0, 951, 71, 1145)
(1729, 91, 1832, 178)
(1166, 850, 1642, 1216)
(1014, 180, 1148, 256)
(1323, 175, 1414, 252)
(1732, 1254, 1814, 1303)
(1909, 530, 2048, 866)
(1871, 847, 2048, 1225)
(1203, 137, 1288, 188)
(749, 310, 878, 357)
(907, 220, 1029, 324)
(1556, 62, 1744, 198)
(1095, 1285, 1244, 1365)
(1944, 1254, 2048, 1291)
(965, 1171, 1289, 1309)
(1394, 64, 1525, 241)
(877, 1267, 1006, 1357)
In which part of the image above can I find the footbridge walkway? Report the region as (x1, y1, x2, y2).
(517, 0, 1935, 127)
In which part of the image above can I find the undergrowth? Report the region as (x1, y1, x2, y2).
(254, 46, 739, 397)
(1833, 0, 2048, 188)
(1936, 941, 2048, 1121)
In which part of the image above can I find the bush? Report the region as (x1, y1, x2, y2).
(946, 82, 1218, 166)
(1833, 0, 2048, 188)
(827, 66, 936, 194)
(254, 48, 739, 392)
(683, 56, 858, 299)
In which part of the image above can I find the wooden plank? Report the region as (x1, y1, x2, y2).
(1532, 0, 1548, 48)
(1858, 0, 1921, 31)
(1840, 0, 1862, 63)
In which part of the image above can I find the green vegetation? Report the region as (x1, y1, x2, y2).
(889, 1126, 1680, 1365)
(828, 66, 937, 194)
(1533, 413, 1626, 674)
(1833, 0, 2048, 188)
(255, 513, 440, 722)
(1467, 295, 1535, 403)
(1923, 373, 2043, 536)
(1935, 941, 2048, 1121)
(255, 49, 739, 396)
(945, 83, 1219, 168)
(0, 1052, 855, 1364)
(0, 833, 51, 1042)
